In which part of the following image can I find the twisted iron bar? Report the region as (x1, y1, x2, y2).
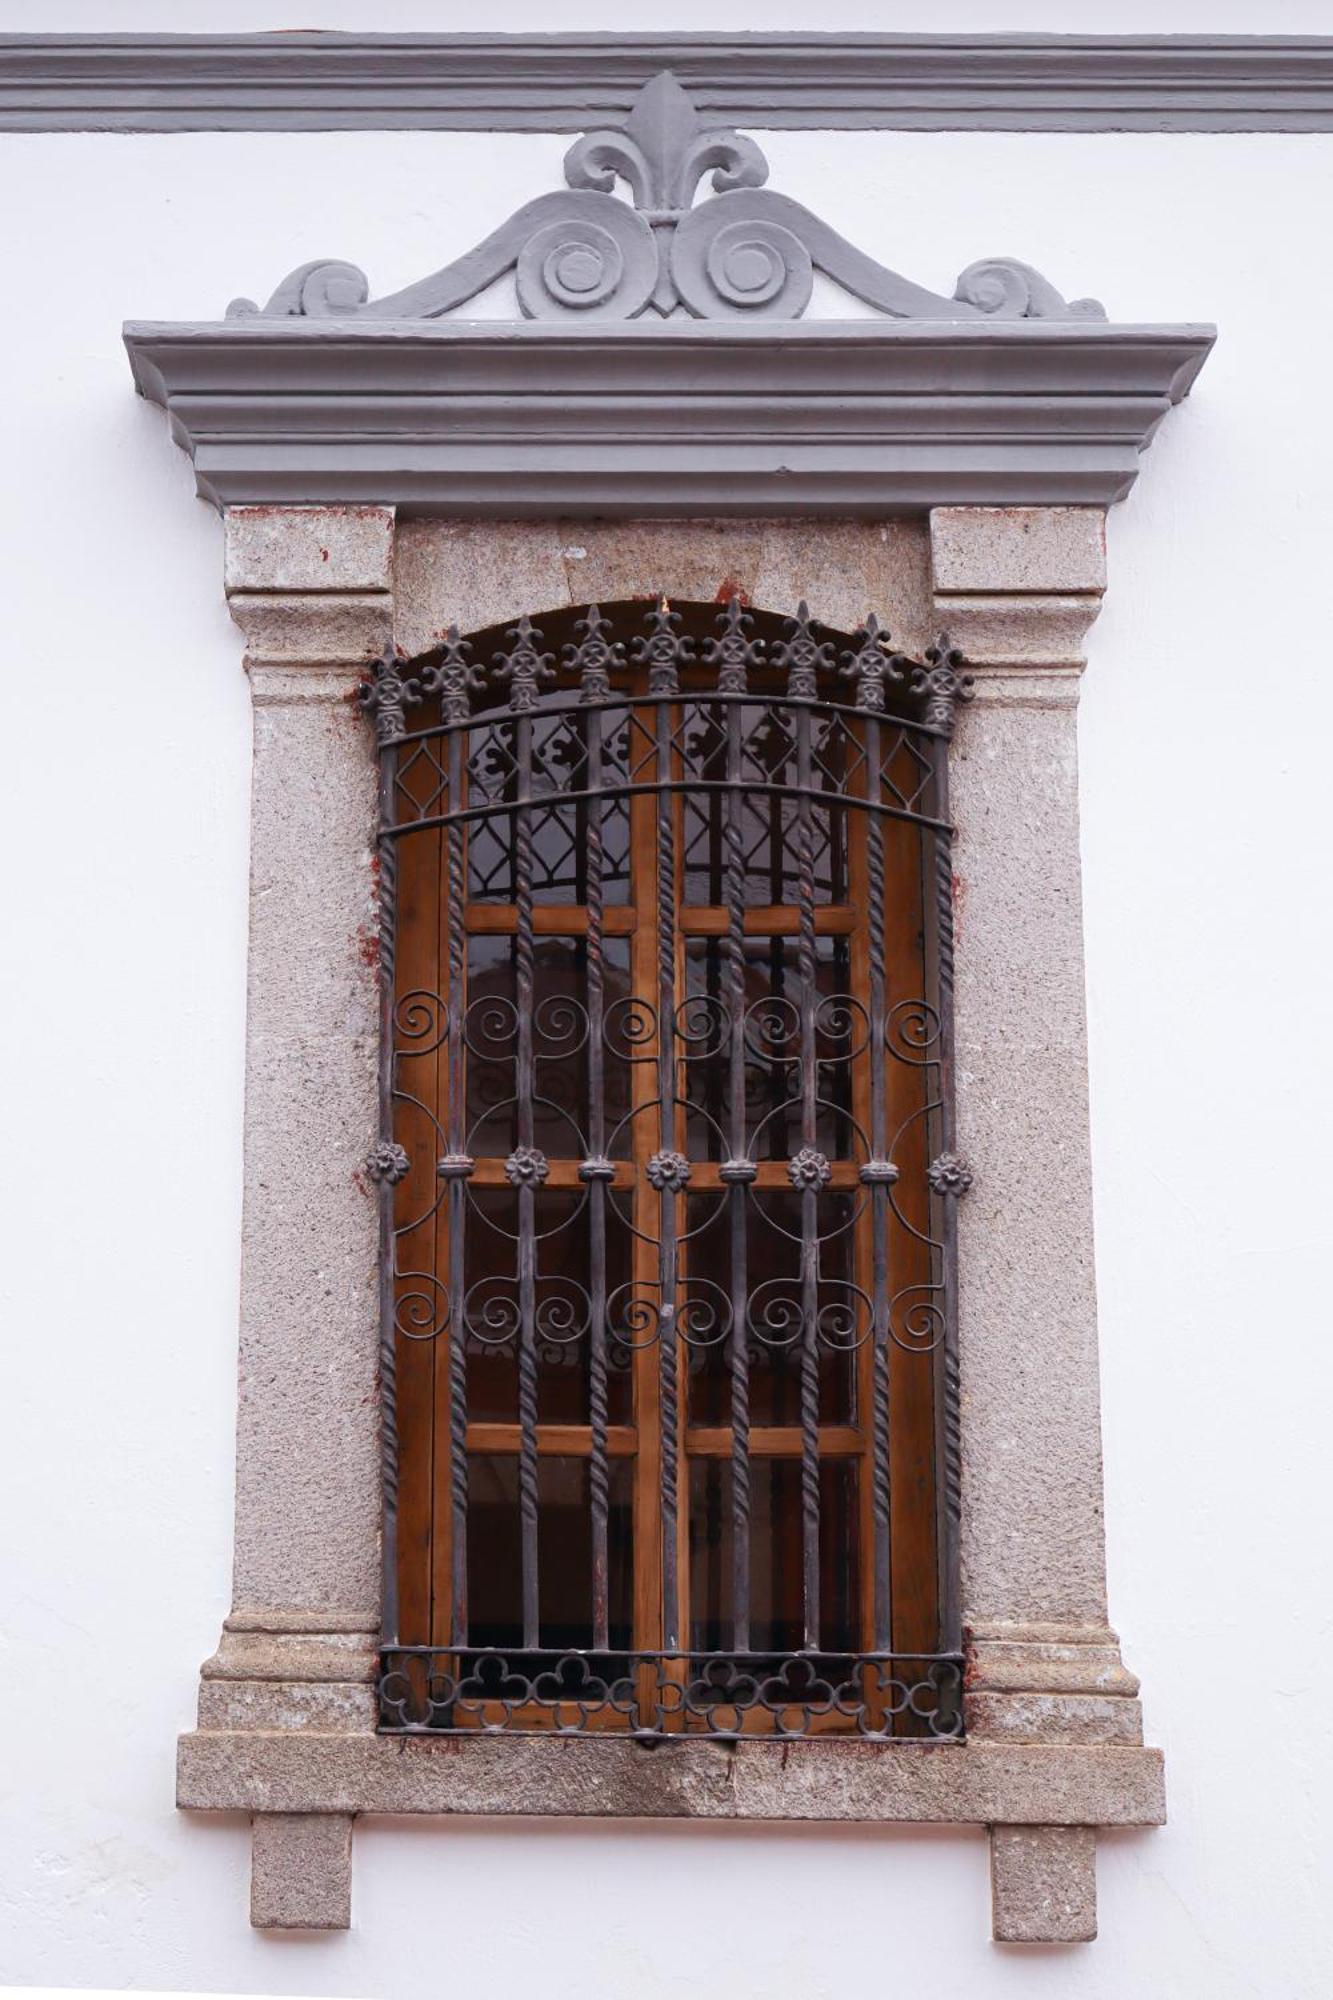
(709, 596, 755, 1648)
(369, 596, 972, 1699)
(513, 684, 542, 1647)
(444, 721, 471, 1644)
(649, 607, 684, 1648)
(572, 606, 620, 1647)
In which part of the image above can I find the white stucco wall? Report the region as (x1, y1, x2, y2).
(1, 37, 1330, 2000)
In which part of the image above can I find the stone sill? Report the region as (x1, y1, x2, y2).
(178, 1729, 1165, 1826)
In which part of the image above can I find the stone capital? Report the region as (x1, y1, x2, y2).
(929, 505, 1105, 682)
(225, 505, 395, 670)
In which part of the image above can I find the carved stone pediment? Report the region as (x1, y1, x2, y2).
(124, 69, 1212, 514)
(227, 70, 1104, 326)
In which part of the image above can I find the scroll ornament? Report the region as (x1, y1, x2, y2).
(228, 71, 1104, 328)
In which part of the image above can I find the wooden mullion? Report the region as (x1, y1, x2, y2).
(685, 1426, 864, 1458)
(468, 1422, 637, 1458)
(679, 904, 855, 936)
(464, 902, 637, 936)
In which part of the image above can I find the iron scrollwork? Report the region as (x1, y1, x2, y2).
(369, 594, 970, 1736)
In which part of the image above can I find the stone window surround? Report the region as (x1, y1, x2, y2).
(177, 498, 1161, 1945)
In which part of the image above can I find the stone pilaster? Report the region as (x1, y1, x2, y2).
(931, 506, 1149, 1940)
(188, 504, 394, 1929)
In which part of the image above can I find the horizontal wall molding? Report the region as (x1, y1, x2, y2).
(123, 317, 1215, 517)
(7, 32, 1333, 134)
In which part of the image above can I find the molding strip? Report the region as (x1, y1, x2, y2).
(6, 32, 1333, 134)
(123, 319, 1215, 517)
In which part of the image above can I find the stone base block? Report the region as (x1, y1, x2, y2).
(966, 1692, 1143, 1744)
(990, 1824, 1097, 1943)
(251, 1811, 354, 1930)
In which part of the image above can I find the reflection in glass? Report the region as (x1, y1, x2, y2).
(689, 1457, 860, 1653)
(465, 934, 632, 1159)
(682, 934, 856, 1161)
(684, 1191, 858, 1426)
(469, 1455, 633, 1650)
(463, 1186, 631, 1425)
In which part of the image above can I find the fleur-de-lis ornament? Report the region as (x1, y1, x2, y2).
(772, 601, 835, 702)
(912, 634, 974, 736)
(419, 624, 484, 723)
(358, 648, 421, 745)
(633, 599, 693, 697)
(704, 594, 765, 694)
(841, 613, 909, 713)
(566, 603, 624, 704)
(493, 615, 556, 713)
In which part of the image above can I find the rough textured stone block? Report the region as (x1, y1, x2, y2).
(991, 1824, 1097, 1943)
(931, 506, 1107, 594)
(391, 515, 934, 661)
(226, 505, 394, 594)
(933, 591, 1101, 668)
(250, 1811, 353, 1930)
(177, 1731, 1167, 1826)
(229, 591, 391, 665)
(967, 1692, 1144, 1744)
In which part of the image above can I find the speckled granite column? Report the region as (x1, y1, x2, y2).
(932, 507, 1151, 1942)
(190, 505, 394, 1928)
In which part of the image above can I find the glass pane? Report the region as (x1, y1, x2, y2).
(681, 699, 849, 906)
(466, 712, 631, 904)
(688, 1457, 860, 1654)
(465, 934, 632, 1162)
(682, 935, 856, 1162)
(684, 1189, 857, 1426)
(467, 1454, 634, 1651)
(461, 1186, 631, 1425)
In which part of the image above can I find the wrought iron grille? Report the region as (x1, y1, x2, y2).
(362, 597, 971, 1741)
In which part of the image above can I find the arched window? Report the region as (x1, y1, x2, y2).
(364, 597, 971, 1738)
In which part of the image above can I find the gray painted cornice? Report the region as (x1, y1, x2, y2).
(124, 319, 1214, 516)
(123, 74, 1214, 518)
(8, 31, 1333, 133)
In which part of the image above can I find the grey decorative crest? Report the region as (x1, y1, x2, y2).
(227, 70, 1103, 326)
